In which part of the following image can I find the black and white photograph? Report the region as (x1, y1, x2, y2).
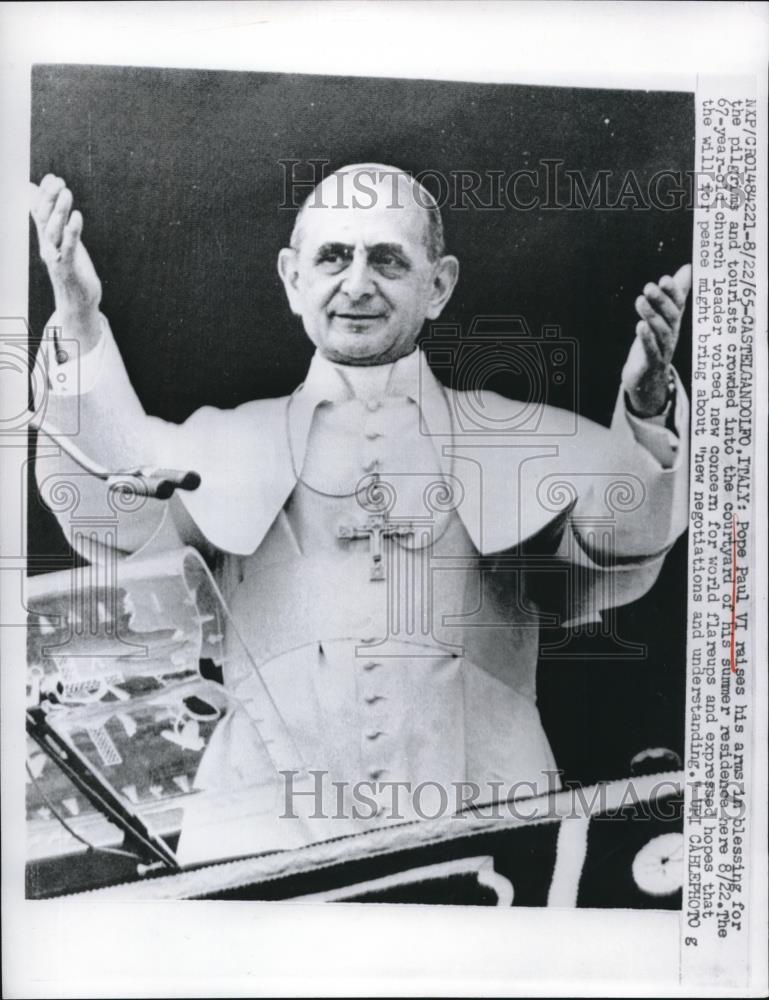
(25, 60, 694, 897)
(1, 3, 766, 997)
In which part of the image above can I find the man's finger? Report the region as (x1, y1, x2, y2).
(43, 187, 73, 252)
(658, 274, 686, 309)
(636, 296, 674, 358)
(636, 320, 663, 365)
(38, 173, 65, 200)
(643, 282, 680, 326)
(59, 210, 83, 259)
(673, 263, 692, 299)
(635, 295, 672, 337)
(33, 174, 65, 230)
(28, 182, 46, 245)
(39, 173, 64, 193)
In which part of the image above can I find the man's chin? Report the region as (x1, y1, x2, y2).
(323, 331, 399, 365)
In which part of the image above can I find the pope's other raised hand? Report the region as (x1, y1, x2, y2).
(622, 263, 692, 418)
(29, 174, 103, 350)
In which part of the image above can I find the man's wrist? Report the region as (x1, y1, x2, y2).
(51, 303, 103, 354)
(625, 368, 676, 419)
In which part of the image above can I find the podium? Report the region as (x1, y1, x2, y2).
(25, 546, 685, 903)
(25, 542, 683, 905)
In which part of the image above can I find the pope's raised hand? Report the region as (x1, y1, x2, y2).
(621, 263, 692, 418)
(29, 175, 102, 344)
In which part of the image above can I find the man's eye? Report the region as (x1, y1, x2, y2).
(317, 249, 351, 268)
(371, 251, 408, 272)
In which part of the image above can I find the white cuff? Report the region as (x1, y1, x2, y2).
(42, 313, 108, 396)
(622, 371, 685, 470)
(625, 410, 680, 469)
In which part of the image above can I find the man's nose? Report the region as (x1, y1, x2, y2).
(340, 252, 376, 299)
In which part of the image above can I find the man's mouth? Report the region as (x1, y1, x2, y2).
(333, 312, 385, 320)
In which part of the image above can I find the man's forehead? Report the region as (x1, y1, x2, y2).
(299, 197, 428, 251)
(298, 170, 428, 247)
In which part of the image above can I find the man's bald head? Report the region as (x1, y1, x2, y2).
(278, 162, 458, 365)
(290, 163, 446, 262)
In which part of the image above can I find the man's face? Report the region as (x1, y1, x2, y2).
(278, 175, 458, 365)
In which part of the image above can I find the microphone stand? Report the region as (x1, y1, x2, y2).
(30, 413, 201, 500)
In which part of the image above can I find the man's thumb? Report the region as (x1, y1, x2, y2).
(673, 263, 692, 299)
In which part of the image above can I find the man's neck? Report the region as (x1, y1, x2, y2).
(327, 348, 418, 402)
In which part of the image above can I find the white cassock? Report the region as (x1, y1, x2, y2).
(34, 317, 689, 852)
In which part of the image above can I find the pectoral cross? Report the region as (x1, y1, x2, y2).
(337, 512, 415, 581)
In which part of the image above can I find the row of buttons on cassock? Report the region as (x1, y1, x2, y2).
(358, 640, 391, 803)
(361, 400, 385, 474)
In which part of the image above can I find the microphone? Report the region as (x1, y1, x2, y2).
(108, 468, 202, 500)
(30, 414, 201, 500)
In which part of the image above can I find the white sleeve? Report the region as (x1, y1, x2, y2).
(33, 313, 205, 558)
(618, 368, 687, 471)
(39, 313, 108, 397)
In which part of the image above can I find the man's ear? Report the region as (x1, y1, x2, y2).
(277, 247, 302, 316)
(425, 255, 459, 320)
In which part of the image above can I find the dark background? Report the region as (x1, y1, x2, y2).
(28, 65, 694, 786)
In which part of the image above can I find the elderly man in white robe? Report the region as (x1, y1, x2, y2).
(29, 165, 691, 850)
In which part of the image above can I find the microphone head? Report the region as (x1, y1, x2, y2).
(107, 468, 201, 501)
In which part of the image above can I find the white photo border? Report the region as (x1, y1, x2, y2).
(1, 3, 766, 997)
